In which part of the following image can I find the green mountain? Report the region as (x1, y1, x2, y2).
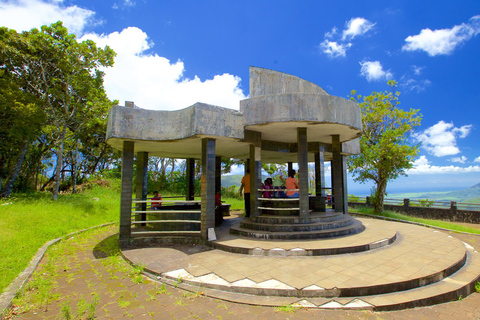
(391, 183, 480, 203)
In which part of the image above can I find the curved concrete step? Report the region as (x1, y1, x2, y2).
(251, 212, 346, 224)
(230, 219, 365, 240)
(157, 249, 480, 311)
(240, 215, 354, 232)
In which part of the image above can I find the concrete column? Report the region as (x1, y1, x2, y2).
(186, 158, 195, 200)
(297, 128, 309, 218)
(215, 156, 222, 198)
(249, 132, 262, 218)
(288, 162, 293, 174)
(120, 141, 134, 247)
(201, 138, 216, 240)
(342, 155, 349, 215)
(314, 143, 326, 212)
(331, 135, 346, 213)
(135, 152, 148, 224)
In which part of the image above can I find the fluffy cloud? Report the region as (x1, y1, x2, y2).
(408, 156, 480, 174)
(402, 15, 480, 56)
(319, 40, 351, 58)
(82, 27, 246, 110)
(0, 0, 97, 35)
(320, 17, 375, 58)
(449, 156, 467, 164)
(475, 156, 480, 163)
(0, 0, 246, 111)
(342, 17, 376, 40)
(414, 121, 472, 157)
(359, 60, 393, 82)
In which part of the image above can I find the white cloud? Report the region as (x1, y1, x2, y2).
(402, 15, 480, 56)
(81, 27, 246, 110)
(408, 156, 480, 174)
(450, 156, 467, 164)
(0, 0, 97, 35)
(475, 156, 480, 163)
(412, 65, 424, 75)
(359, 60, 393, 82)
(320, 17, 374, 58)
(414, 121, 472, 157)
(400, 78, 431, 93)
(113, 0, 136, 10)
(320, 40, 352, 58)
(342, 17, 376, 40)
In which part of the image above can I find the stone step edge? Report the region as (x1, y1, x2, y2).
(136, 250, 480, 311)
(239, 218, 354, 232)
(155, 250, 466, 298)
(209, 232, 397, 256)
(251, 213, 348, 224)
(230, 221, 365, 240)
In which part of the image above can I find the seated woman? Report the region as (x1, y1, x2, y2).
(285, 170, 299, 198)
(151, 191, 162, 210)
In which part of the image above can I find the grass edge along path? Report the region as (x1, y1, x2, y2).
(0, 222, 116, 320)
(350, 207, 480, 235)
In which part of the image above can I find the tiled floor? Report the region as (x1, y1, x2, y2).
(122, 216, 479, 310)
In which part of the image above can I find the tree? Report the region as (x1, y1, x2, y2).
(0, 22, 116, 199)
(348, 81, 422, 213)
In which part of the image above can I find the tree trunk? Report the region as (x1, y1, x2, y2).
(72, 138, 78, 194)
(52, 124, 67, 200)
(1, 138, 29, 198)
(374, 179, 387, 213)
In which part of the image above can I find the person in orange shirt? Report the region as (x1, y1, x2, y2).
(286, 170, 299, 198)
(238, 169, 251, 217)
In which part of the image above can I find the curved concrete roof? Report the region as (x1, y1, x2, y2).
(106, 67, 362, 162)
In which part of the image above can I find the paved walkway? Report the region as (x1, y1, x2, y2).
(5, 216, 480, 319)
(122, 215, 478, 310)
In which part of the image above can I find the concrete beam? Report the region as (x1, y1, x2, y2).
(332, 135, 346, 213)
(298, 128, 309, 218)
(314, 143, 326, 212)
(120, 141, 134, 247)
(249, 131, 262, 218)
(201, 138, 216, 240)
(135, 152, 148, 224)
(186, 158, 195, 201)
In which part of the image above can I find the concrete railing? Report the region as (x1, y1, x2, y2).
(348, 196, 480, 224)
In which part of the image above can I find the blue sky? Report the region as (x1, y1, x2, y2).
(1, 0, 480, 195)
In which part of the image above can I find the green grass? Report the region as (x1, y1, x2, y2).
(0, 180, 120, 294)
(350, 206, 480, 235)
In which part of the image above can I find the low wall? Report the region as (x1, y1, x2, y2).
(349, 200, 480, 224)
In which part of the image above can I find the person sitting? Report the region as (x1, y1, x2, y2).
(151, 191, 162, 210)
(286, 170, 299, 198)
(263, 178, 273, 198)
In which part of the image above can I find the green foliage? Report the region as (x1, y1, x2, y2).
(349, 81, 422, 213)
(0, 22, 117, 197)
(475, 281, 480, 293)
(418, 198, 434, 207)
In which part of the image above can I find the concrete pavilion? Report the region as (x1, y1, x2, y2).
(106, 67, 362, 246)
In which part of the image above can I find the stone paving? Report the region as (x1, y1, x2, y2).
(4, 218, 480, 319)
(122, 215, 480, 310)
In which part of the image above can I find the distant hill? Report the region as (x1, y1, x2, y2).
(391, 183, 480, 203)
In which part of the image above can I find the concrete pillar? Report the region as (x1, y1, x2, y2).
(201, 138, 216, 240)
(288, 162, 293, 174)
(119, 141, 134, 247)
(314, 143, 326, 212)
(342, 155, 349, 215)
(297, 128, 309, 218)
(135, 152, 148, 224)
(331, 135, 347, 213)
(186, 158, 195, 200)
(249, 132, 262, 218)
(215, 156, 222, 198)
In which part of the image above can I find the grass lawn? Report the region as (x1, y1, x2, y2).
(0, 181, 245, 294)
(350, 206, 480, 235)
(0, 180, 121, 294)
